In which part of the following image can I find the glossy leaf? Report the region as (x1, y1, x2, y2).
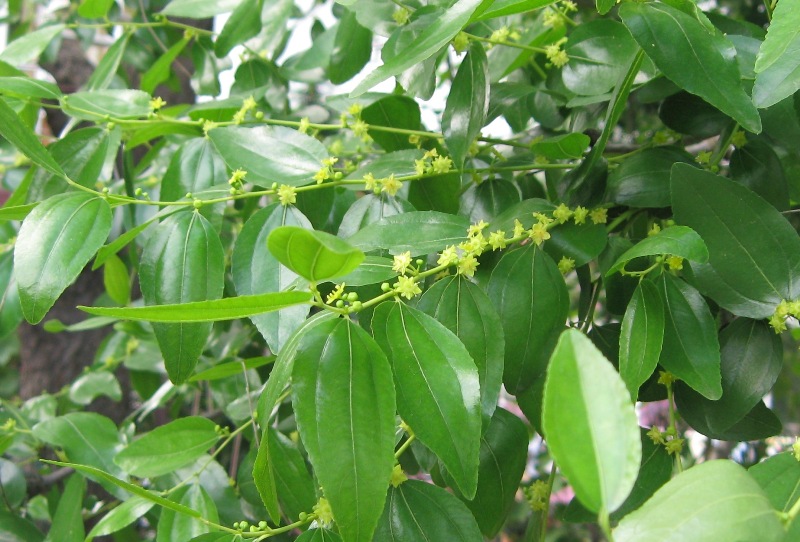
(0, 252, 23, 339)
(443, 41, 489, 168)
(607, 226, 708, 275)
(0, 76, 61, 100)
(292, 317, 396, 542)
(543, 329, 641, 514)
(33, 413, 124, 479)
(348, 211, 468, 256)
(209, 125, 328, 186)
(620, 2, 761, 133)
(114, 417, 220, 478)
(472, 0, 554, 21)
(487, 244, 569, 394)
(156, 483, 218, 542)
(361, 96, 421, 152)
(161, 0, 240, 17)
(296, 529, 343, 542)
(417, 275, 504, 430)
(86, 33, 130, 90)
(142, 36, 190, 94)
(62, 90, 151, 121)
(86, 496, 156, 540)
(562, 20, 638, 96)
(15, 193, 111, 324)
(233, 204, 312, 352)
(0, 97, 65, 178)
(614, 460, 784, 542)
(0, 512, 43, 542)
(103, 254, 130, 306)
(0, 25, 65, 67)
(78, 0, 114, 18)
(672, 163, 800, 318)
(373, 480, 483, 542)
(45, 474, 84, 542)
(532, 133, 591, 160)
(267, 226, 364, 282)
(189, 356, 274, 382)
(619, 280, 664, 401)
(658, 273, 721, 400)
(68, 371, 122, 405)
(350, 0, 486, 96)
(329, 10, 372, 84)
(215, 0, 262, 57)
(337, 256, 397, 286)
(161, 132, 227, 205)
(729, 137, 790, 211)
(605, 146, 695, 208)
(139, 211, 225, 383)
(267, 428, 317, 521)
(752, 0, 800, 108)
(749, 452, 800, 513)
(372, 302, 481, 498)
(460, 409, 528, 537)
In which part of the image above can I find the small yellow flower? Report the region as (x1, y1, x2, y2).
(438, 246, 459, 266)
(381, 174, 402, 196)
(488, 230, 507, 250)
(552, 203, 572, 224)
(313, 498, 334, 527)
(573, 206, 588, 225)
(490, 26, 511, 43)
(326, 283, 346, 304)
(390, 464, 408, 487)
(423, 148, 439, 160)
(793, 438, 800, 462)
(513, 219, 526, 238)
(590, 208, 608, 225)
(228, 168, 247, 186)
(408, 134, 421, 147)
(665, 437, 685, 456)
(542, 8, 563, 28)
(314, 168, 330, 184)
(550, 50, 569, 68)
(561, 0, 577, 11)
(322, 157, 338, 168)
(648, 223, 661, 237)
(452, 32, 470, 54)
(149, 96, 166, 111)
(533, 212, 554, 226)
(414, 159, 427, 176)
(364, 173, 378, 193)
(352, 119, 370, 139)
(392, 251, 413, 274)
(395, 275, 422, 299)
(666, 255, 684, 271)
(348, 103, 363, 117)
(202, 119, 218, 135)
(392, 7, 410, 25)
(647, 426, 665, 445)
(529, 223, 551, 245)
(557, 256, 575, 274)
(298, 117, 311, 133)
(657, 371, 676, 387)
(457, 254, 479, 277)
(277, 184, 296, 206)
(695, 151, 712, 165)
(769, 313, 787, 334)
(468, 220, 489, 237)
(460, 234, 487, 256)
(731, 129, 747, 148)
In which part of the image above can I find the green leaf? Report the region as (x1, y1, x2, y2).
(417, 275, 504, 431)
(233, 204, 312, 352)
(156, 484, 218, 542)
(86, 33, 131, 91)
(160, 139, 227, 209)
(253, 312, 337, 524)
(596, 0, 614, 14)
(44, 474, 84, 542)
(487, 244, 569, 394)
(674, 318, 782, 438)
(619, 280, 664, 401)
(350, 0, 487, 96)
(347, 211, 468, 256)
(45, 459, 202, 518)
(267, 428, 317, 521)
(0, 25, 65, 67)
(0, 512, 43, 542)
(671, 163, 800, 318)
(729, 137, 790, 211)
(296, 529, 342, 542)
(0, 252, 23, 339)
(103, 254, 130, 306)
(607, 226, 708, 276)
(752, 0, 800, 108)
(0, 203, 37, 222)
(267, 226, 364, 282)
(0, 97, 65, 178)
(619, 2, 761, 133)
(80, 291, 311, 322)
(68, 371, 122, 405)
(15, 193, 111, 324)
(114, 417, 220, 478)
(86, 496, 156, 540)
(562, 20, 638, 96)
(139, 211, 225, 383)
(443, 41, 489, 168)
(328, 9, 372, 84)
(749, 452, 800, 512)
(361, 96, 421, 152)
(189, 356, 274, 382)
(374, 480, 484, 541)
(161, 0, 241, 17)
(141, 36, 190, 95)
(614, 460, 784, 542)
(209, 125, 328, 187)
(78, 0, 114, 18)
(532, 133, 591, 160)
(62, 90, 152, 120)
(215, 0, 262, 57)
(33, 413, 124, 479)
(472, 0, 555, 22)
(345, 150, 424, 186)
(459, 178, 521, 224)
(0, 76, 62, 100)
(372, 302, 481, 498)
(292, 317, 396, 542)
(337, 256, 396, 286)
(542, 329, 641, 514)
(605, 146, 696, 208)
(459, 409, 529, 537)
(658, 273, 721, 400)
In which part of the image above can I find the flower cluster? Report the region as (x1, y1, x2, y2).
(392, 7, 410, 25)
(232, 96, 258, 124)
(487, 26, 521, 49)
(544, 37, 569, 68)
(228, 168, 247, 194)
(313, 157, 340, 184)
(363, 173, 402, 196)
(277, 184, 296, 206)
(769, 299, 800, 333)
(524, 480, 549, 511)
(647, 425, 684, 456)
(414, 149, 453, 176)
(325, 283, 362, 311)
